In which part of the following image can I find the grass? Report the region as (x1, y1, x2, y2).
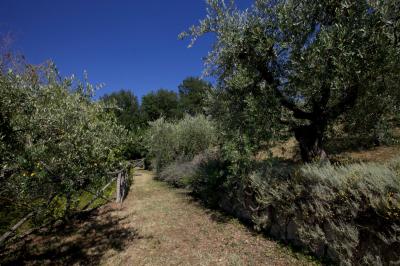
(0, 180, 117, 240)
(0, 202, 30, 237)
(102, 170, 319, 266)
(76, 183, 116, 210)
(330, 145, 400, 163)
(258, 136, 400, 164)
(1, 170, 320, 265)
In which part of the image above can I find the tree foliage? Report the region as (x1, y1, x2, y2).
(146, 115, 217, 173)
(178, 77, 212, 115)
(181, 0, 400, 162)
(101, 90, 141, 131)
(0, 62, 128, 224)
(141, 89, 181, 122)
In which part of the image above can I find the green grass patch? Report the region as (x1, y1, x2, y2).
(0, 182, 117, 237)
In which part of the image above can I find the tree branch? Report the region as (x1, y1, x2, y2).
(255, 62, 314, 120)
(328, 84, 359, 120)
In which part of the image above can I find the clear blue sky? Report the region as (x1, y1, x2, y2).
(0, 0, 252, 100)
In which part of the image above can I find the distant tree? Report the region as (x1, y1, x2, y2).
(178, 77, 212, 115)
(101, 90, 140, 130)
(181, 0, 400, 162)
(141, 89, 180, 122)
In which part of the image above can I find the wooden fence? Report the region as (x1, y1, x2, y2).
(0, 158, 145, 247)
(115, 169, 129, 203)
(115, 159, 144, 203)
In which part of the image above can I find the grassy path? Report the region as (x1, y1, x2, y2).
(1, 170, 317, 265)
(101, 170, 316, 266)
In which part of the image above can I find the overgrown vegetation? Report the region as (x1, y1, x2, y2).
(248, 158, 400, 265)
(0, 59, 129, 237)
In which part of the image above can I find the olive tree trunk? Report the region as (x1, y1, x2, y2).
(294, 124, 328, 163)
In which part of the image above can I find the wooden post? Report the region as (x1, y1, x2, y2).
(122, 171, 125, 201)
(122, 171, 127, 201)
(116, 172, 122, 203)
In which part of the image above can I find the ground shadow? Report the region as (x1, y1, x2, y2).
(207, 210, 234, 224)
(0, 205, 147, 265)
(325, 136, 381, 154)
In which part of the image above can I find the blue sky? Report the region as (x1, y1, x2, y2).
(0, 0, 252, 100)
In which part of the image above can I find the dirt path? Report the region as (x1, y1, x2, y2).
(1, 170, 317, 266)
(101, 170, 316, 266)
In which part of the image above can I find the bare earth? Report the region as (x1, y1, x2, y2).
(2, 170, 317, 266)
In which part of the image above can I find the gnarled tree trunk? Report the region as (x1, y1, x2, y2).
(294, 124, 328, 163)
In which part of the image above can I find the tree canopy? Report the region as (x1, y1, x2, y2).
(0, 62, 128, 222)
(141, 89, 181, 122)
(178, 77, 212, 115)
(181, 0, 400, 162)
(101, 90, 141, 130)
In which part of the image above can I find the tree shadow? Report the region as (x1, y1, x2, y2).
(206, 210, 236, 224)
(325, 136, 379, 155)
(0, 205, 148, 265)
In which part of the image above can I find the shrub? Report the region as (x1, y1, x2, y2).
(181, 154, 400, 264)
(146, 117, 178, 173)
(187, 149, 228, 206)
(158, 160, 197, 187)
(158, 148, 228, 207)
(246, 159, 400, 265)
(146, 115, 217, 173)
(389, 156, 400, 176)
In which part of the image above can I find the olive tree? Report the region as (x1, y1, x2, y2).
(146, 115, 217, 172)
(181, 0, 400, 162)
(0, 62, 128, 222)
